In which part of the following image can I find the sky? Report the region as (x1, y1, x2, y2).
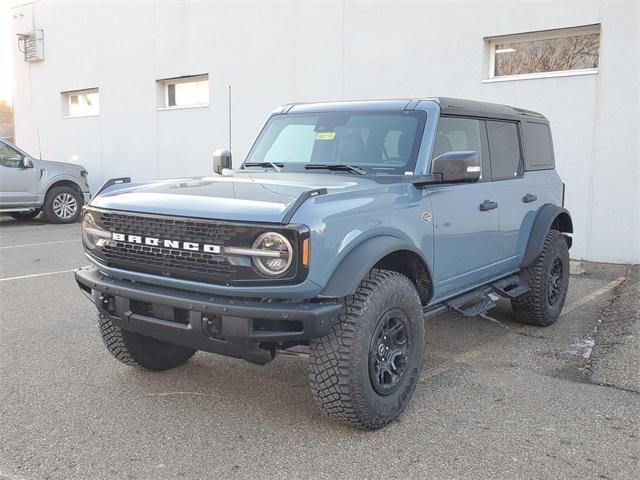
(0, 0, 15, 104)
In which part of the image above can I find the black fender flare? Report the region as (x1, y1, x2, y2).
(521, 204, 573, 268)
(319, 235, 429, 299)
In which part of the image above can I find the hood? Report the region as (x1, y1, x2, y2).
(35, 158, 86, 172)
(89, 171, 381, 223)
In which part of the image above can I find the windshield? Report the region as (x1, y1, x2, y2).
(243, 111, 426, 174)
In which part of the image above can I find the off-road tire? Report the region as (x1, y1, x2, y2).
(43, 185, 82, 223)
(512, 229, 570, 326)
(9, 211, 40, 221)
(309, 269, 424, 429)
(98, 313, 196, 371)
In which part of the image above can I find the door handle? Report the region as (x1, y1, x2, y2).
(479, 200, 498, 211)
(522, 193, 537, 203)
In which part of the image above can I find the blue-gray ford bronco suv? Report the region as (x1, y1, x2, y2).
(76, 98, 573, 429)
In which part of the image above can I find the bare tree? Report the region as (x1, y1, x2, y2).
(495, 34, 600, 76)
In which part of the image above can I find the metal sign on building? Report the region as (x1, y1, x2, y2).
(17, 30, 44, 62)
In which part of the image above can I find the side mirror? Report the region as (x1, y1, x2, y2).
(16, 156, 33, 168)
(431, 151, 481, 183)
(212, 149, 232, 174)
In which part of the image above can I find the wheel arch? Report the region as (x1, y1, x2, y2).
(45, 179, 85, 203)
(319, 235, 433, 305)
(521, 204, 573, 268)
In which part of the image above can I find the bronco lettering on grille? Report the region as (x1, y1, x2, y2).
(111, 232, 221, 254)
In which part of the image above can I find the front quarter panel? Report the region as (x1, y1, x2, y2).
(290, 182, 434, 294)
(36, 160, 89, 199)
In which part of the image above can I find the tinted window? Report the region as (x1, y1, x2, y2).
(487, 121, 521, 180)
(524, 122, 554, 169)
(431, 117, 484, 176)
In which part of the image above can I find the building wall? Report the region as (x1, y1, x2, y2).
(11, 0, 639, 263)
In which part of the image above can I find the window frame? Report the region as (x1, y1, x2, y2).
(157, 74, 210, 110)
(485, 119, 525, 182)
(61, 88, 100, 118)
(485, 24, 600, 82)
(430, 115, 492, 183)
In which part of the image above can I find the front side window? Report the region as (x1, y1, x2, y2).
(0, 142, 24, 168)
(245, 111, 426, 174)
(431, 117, 484, 175)
(62, 88, 99, 117)
(487, 121, 521, 180)
(487, 25, 600, 79)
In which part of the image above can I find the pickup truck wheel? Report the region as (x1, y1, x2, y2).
(9, 211, 40, 221)
(98, 313, 196, 371)
(309, 269, 424, 429)
(512, 229, 569, 326)
(43, 185, 81, 223)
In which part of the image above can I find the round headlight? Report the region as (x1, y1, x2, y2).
(251, 232, 293, 276)
(82, 212, 110, 250)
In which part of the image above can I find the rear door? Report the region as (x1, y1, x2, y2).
(485, 120, 531, 273)
(429, 116, 499, 300)
(0, 141, 38, 207)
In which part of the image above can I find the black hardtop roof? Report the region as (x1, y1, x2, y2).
(435, 97, 547, 121)
(282, 97, 548, 122)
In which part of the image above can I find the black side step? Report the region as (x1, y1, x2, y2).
(445, 288, 496, 317)
(444, 274, 529, 317)
(491, 274, 530, 299)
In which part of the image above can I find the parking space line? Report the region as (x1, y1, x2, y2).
(0, 269, 76, 282)
(0, 239, 79, 250)
(561, 276, 627, 317)
(0, 225, 71, 232)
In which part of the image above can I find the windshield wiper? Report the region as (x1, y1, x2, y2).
(243, 161, 283, 172)
(304, 163, 366, 175)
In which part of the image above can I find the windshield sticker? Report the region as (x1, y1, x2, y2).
(315, 132, 336, 140)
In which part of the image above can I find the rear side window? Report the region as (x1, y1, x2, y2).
(524, 122, 555, 169)
(486, 121, 521, 180)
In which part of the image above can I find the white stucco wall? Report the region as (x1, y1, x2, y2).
(10, 0, 639, 263)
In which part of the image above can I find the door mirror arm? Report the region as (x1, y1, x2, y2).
(21, 158, 34, 169)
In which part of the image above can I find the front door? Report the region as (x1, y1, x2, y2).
(428, 116, 499, 300)
(0, 141, 38, 207)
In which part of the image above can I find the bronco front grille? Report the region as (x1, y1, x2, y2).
(98, 210, 238, 282)
(86, 208, 306, 285)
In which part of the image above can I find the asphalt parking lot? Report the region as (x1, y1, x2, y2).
(1, 215, 638, 480)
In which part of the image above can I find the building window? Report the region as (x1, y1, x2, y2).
(62, 88, 99, 117)
(157, 74, 209, 109)
(486, 24, 600, 80)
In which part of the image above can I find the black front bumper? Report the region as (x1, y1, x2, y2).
(75, 266, 341, 364)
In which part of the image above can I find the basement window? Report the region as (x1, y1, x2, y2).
(157, 74, 209, 109)
(62, 88, 99, 117)
(485, 24, 600, 81)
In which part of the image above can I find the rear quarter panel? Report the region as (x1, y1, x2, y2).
(513, 170, 564, 265)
